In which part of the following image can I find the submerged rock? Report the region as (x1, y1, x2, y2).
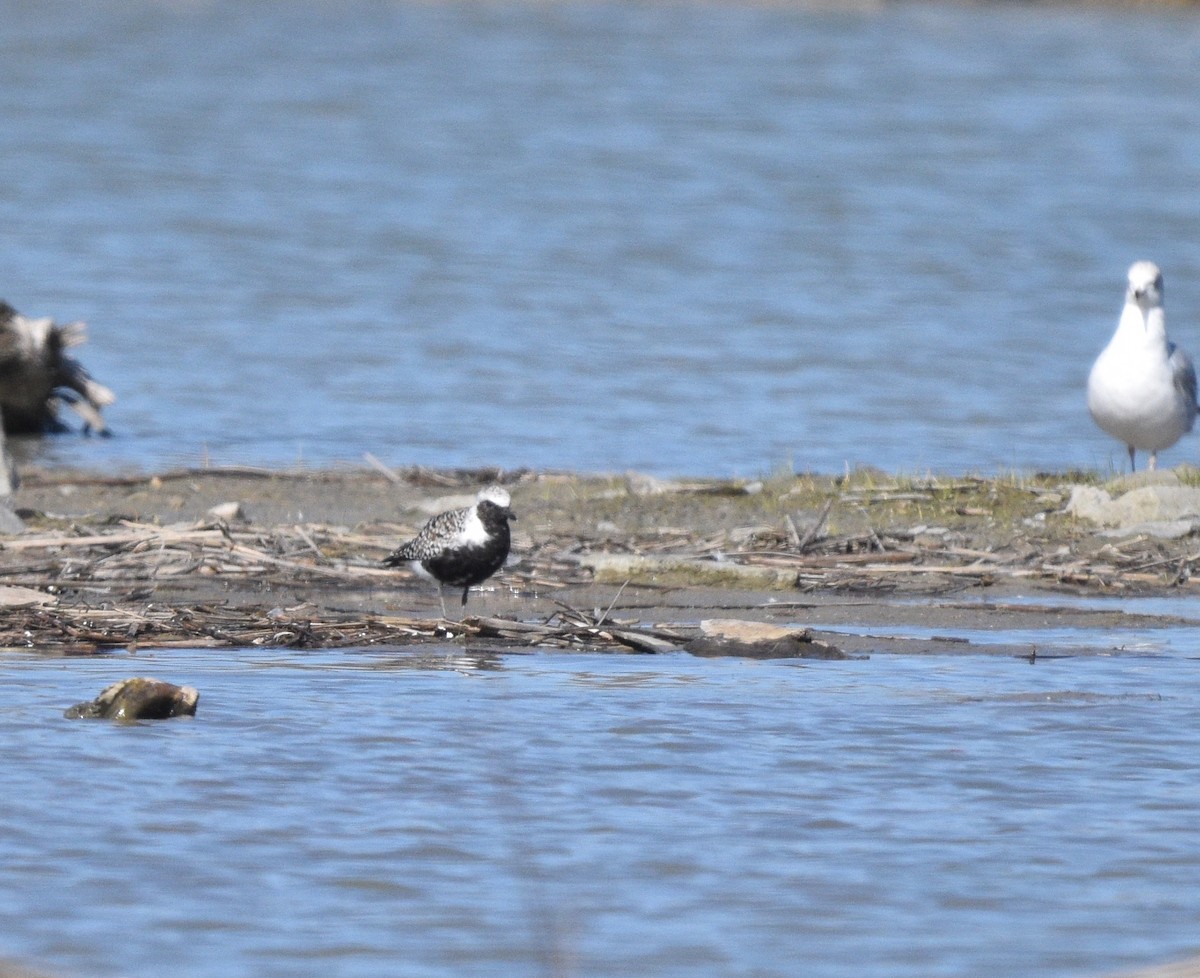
(686, 632, 848, 659)
(688, 618, 850, 659)
(0, 301, 115, 435)
(64, 678, 199, 721)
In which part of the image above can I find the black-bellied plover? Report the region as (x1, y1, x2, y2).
(383, 485, 515, 617)
(1088, 261, 1197, 471)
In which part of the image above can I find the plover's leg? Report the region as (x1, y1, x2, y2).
(437, 585, 448, 620)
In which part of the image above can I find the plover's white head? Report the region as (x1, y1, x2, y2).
(476, 485, 511, 509)
(1127, 260, 1164, 310)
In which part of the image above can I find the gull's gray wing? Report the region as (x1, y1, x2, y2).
(1169, 342, 1199, 420)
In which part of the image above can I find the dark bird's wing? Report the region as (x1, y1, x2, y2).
(383, 506, 470, 564)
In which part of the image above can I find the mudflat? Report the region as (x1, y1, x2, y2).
(4, 462, 1200, 657)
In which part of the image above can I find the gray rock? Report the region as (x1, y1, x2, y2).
(1100, 520, 1200, 540)
(688, 620, 848, 659)
(1067, 484, 1200, 535)
(207, 500, 246, 522)
(1067, 486, 1115, 524)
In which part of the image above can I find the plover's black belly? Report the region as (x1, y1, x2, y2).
(422, 534, 509, 589)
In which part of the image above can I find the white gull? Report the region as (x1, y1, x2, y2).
(1087, 261, 1197, 471)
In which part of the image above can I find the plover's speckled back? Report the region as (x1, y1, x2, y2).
(1088, 261, 1198, 471)
(383, 486, 514, 617)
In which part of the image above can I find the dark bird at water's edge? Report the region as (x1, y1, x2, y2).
(383, 485, 515, 618)
(0, 300, 115, 435)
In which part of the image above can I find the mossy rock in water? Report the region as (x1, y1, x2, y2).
(64, 677, 199, 721)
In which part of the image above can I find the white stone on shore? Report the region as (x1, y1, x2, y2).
(0, 585, 55, 607)
(207, 500, 246, 522)
(700, 619, 810, 642)
(1067, 481, 1200, 538)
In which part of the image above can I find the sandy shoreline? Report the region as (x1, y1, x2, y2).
(1, 462, 1198, 657)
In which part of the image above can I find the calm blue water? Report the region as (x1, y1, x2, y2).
(2, 645, 1200, 978)
(3, 0, 1200, 477)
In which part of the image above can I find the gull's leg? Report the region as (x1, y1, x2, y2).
(1149, 450, 1158, 471)
(1128, 445, 1137, 472)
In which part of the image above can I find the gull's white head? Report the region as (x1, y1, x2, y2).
(1127, 260, 1164, 310)
(476, 485, 511, 510)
